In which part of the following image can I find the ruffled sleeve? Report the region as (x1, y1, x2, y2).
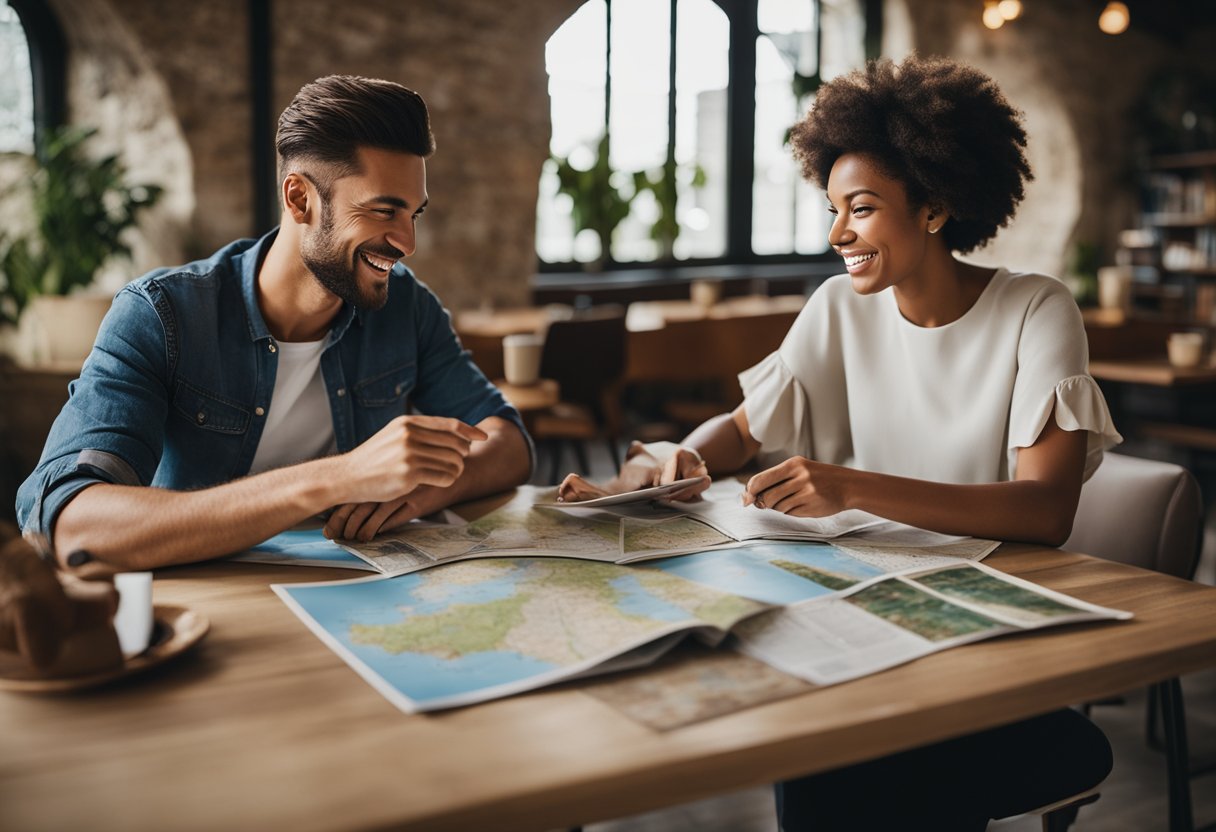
(1008, 374, 1122, 481)
(738, 351, 813, 458)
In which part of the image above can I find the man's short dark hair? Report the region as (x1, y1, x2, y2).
(789, 56, 1032, 253)
(276, 75, 436, 198)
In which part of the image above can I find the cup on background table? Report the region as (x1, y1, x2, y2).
(502, 333, 544, 386)
(1097, 265, 1133, 313)
(1167, 331, 1206, 368)
(690, 279, 723, 310)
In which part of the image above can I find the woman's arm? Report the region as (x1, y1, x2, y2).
(558, 406, 762, 501)
(744, 406, 1087, 546)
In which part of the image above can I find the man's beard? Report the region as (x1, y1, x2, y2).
(300, 200, 397, 311)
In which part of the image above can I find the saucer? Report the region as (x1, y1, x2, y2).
(0, 605, 209, 693)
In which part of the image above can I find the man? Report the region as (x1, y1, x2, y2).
(16, 75, 532, 570)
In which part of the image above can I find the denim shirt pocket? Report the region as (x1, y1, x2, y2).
(353, 361, 416, 409)
(172, 380, 251, 434)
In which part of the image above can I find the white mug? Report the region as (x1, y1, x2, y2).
(502, 334, 544, 385)
(1167, 332, 1205, 369)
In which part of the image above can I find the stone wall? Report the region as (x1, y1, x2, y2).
(15, 0, 1215, 306)
(887, 0, 1216, 278)
(269, 0, 575, 309)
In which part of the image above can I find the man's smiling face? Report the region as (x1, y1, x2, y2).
(300, 146, 428, 311)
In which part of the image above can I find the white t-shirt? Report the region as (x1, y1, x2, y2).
(739, 268, 1121, 484)
(248, 337, 338, 474)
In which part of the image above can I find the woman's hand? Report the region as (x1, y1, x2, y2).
(743, 456, 853, 517)
(556, 474, 614, 502)
(656, 446, 711, 501)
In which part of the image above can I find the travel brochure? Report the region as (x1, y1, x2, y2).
(238, 482, 1000, 576)
(246, 481, 1128, 714)
(272, 544, 1130, 713)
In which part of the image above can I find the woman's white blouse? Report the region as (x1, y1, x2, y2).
(739, 269, 1122, 484)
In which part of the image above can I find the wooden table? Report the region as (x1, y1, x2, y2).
(1089, 358, 1216, 387)
(455, 296, 806, 385)
(2, 545, 1214, 831)
(494, 378, 560, 412)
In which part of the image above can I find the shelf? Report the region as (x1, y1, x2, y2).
(1161, 267, 1216, 277)
(1144, 213, 1216, 228)
(1151, 149, 1216, 170)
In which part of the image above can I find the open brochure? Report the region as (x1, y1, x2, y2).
(330, 484, 999, 576)
(273, 542, 1130, 713)
(273, 557, 772, 712)
(732, 560, 1132, 686)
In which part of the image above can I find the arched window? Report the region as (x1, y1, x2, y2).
(538, 0, 873, 270)
(0, 0, 65, 153)
(0, 2, 35, 153)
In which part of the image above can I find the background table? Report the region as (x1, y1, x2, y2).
(2, 544, 1214, 831)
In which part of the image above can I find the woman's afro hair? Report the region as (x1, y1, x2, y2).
(790, 56, 1032, 254)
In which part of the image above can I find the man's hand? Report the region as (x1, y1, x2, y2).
(743, 456, 852, 517)
(324, 416, 487, 541)
(335, 415, 487, 503)
(0, 525, 119, 672)
(324, 487, 447, 542)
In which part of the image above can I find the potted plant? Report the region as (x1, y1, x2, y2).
(0, 125, 161, 368)
(552, 135, 635, 269)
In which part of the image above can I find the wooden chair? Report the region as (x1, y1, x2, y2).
(1060, 452, 1207, 832)
(531, 305, 628, 484)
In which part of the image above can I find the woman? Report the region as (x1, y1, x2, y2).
(561, 56, 1119, 830)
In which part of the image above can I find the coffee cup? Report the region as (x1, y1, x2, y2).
(503, 334, 544, 385)
(1167, 332, 1205, 369)
(1097, 266, 1132, 313)
(690, 279, 723, 310)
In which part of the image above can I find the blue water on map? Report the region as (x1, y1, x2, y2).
(251, 528, 366, 566)
(609, 574, 696, 621)
(645, 542, 884, 604)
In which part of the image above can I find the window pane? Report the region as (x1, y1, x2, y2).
(754, 0, 859, 257)
(537, 1, 608, 264)
(609, 0, 671, 263)
(753, 33, 807, 255)
(0, 2, 34, 154)
(673, 0, 728, 260)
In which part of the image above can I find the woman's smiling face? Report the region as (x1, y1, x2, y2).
(826, 152, 939, 295)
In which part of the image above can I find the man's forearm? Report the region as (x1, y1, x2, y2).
(402, 417, 531, 516)
(52, 457, 346, 570)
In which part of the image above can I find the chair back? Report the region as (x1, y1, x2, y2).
(1062, 452, 1203, 579)
(539, 305, 627, 418)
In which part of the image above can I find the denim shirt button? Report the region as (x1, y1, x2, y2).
(255, 406, 265, 416)
(196, 412, 206, 425)
(336, 388, 346, 397)
(268, 342, 277, 353)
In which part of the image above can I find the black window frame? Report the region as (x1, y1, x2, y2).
(6, 0, 66, 151)
(537, 0, 882, 275)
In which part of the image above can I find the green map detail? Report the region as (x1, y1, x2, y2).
(913, 567, 1078, 618)
(350, 593, 529, 659)
(771, 559, 858, 591)
(846, 580, 1002, 641)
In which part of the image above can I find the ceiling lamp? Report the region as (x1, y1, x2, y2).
(997, 0, 1023, 20)
(982, 0, 1005, 29)
(1098, 1, 1130, 34)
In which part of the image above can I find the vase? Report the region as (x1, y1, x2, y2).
(16, 295, 113, 371)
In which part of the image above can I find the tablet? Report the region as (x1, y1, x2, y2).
(544, 476, 709, 508)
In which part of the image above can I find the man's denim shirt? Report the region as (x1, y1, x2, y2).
(16, 229, 532, 541)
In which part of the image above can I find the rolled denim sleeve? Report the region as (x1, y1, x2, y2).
(16, 284, 171, 541)
(408, 277, 535, 474)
